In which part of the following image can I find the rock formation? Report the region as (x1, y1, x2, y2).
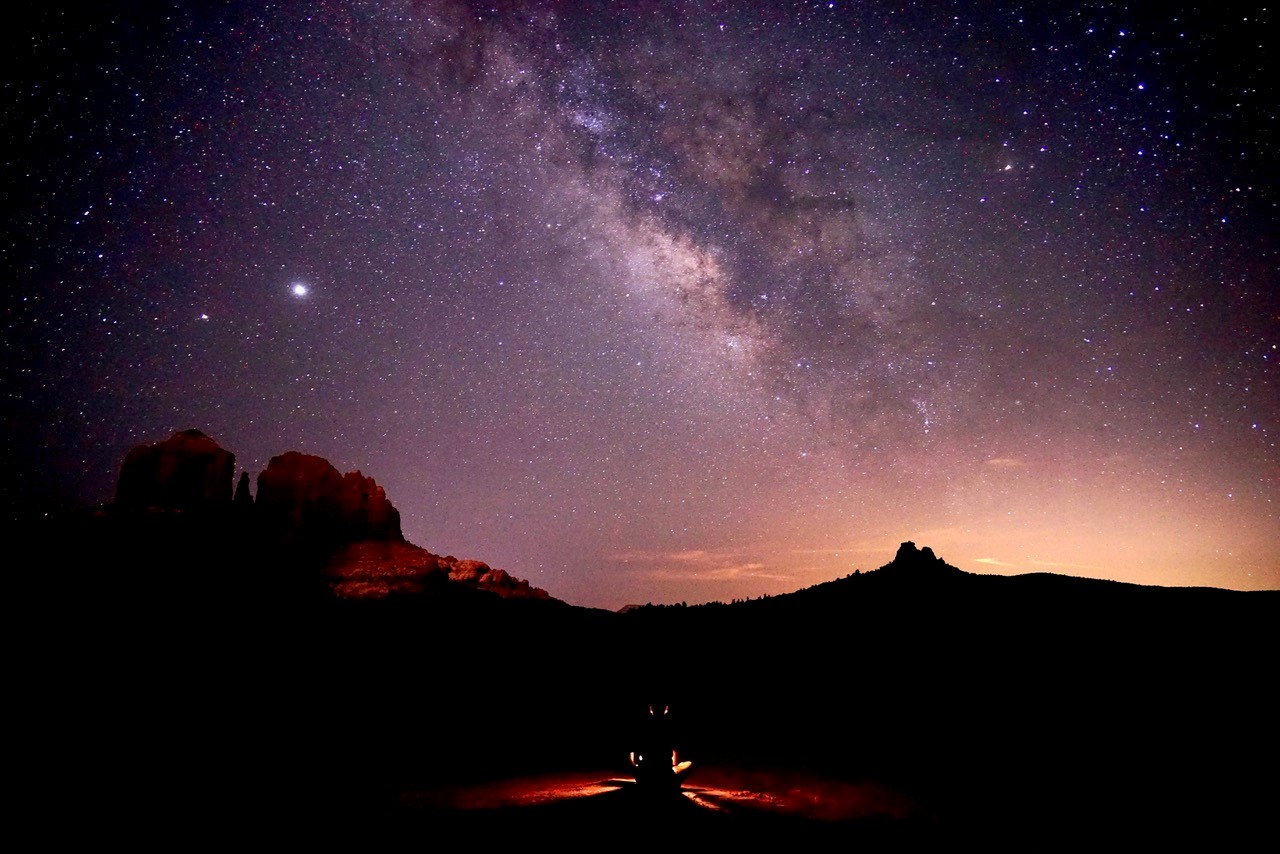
(115, 428, 236, 512)
(323, 541, 554, 601)
(323, 540, 449, 598)
(233, 472, 253, 509)
(886, 540, 964, 577)
(439, 555, 553, 601)
(254, 451, 403, 548)
(108, 429, 555, 603)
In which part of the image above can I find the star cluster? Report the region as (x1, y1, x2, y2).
(4, 1, 1275, 607)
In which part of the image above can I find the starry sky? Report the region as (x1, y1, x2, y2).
(5, 1, 1276, 609)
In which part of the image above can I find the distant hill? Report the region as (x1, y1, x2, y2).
(609, 539, 1276, 845)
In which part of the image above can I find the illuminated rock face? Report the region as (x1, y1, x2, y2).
(439, 555, 554, 601)
(254, 451, 403, 547)
(323, 539, 448, 598)
(115, 429, 236, 512)
(324, 542, 555, 601)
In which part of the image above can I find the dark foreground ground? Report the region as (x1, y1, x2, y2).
(19, 518, 1277, 849)
(268, 757, 1265, 852)
(403, 800, 914, 848)
(378, 766, 935, 849)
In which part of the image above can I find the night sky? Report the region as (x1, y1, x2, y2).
(5, 1, 1276, 609)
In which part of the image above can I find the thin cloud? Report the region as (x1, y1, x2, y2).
(609, 548, 787, 582)
(1028, 558, 1105, 572)
(609, 547, 740, 565)
(647, 562, 776, 582)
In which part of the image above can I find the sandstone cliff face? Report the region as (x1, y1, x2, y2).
(439, 555, 553, 601)
(253, 451, 403, 547)
(115, 429, 236, 512)
(323, 540, 449, 598)
(323, 541, 554, 601)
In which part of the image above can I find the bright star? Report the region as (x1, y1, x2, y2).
(292, 283, 308, 297)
